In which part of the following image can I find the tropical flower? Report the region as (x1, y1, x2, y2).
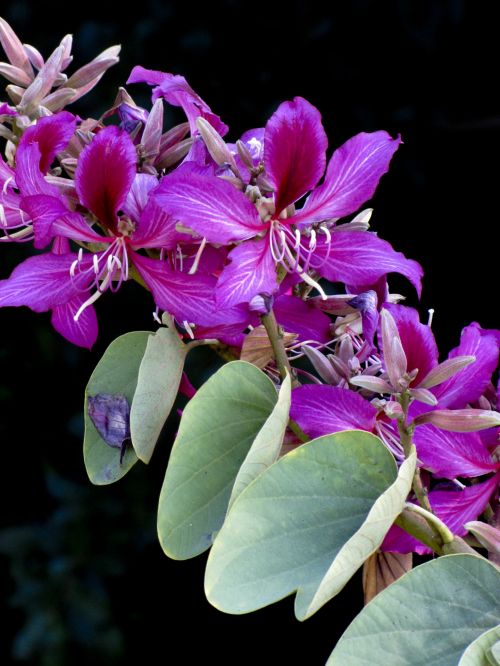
(152, 96, 423, 308)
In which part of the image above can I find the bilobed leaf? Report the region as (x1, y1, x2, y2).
(328, 554, 500, 665)
(459, 625, 500, 665)
(204, 430, 397, 616)
(130, 324, 187, 463)
(158, 361, 278, 560)
(84, 331, 151, 485)
(296, 446, 416, 619)
(227, 372, 291, 511)
(362, 551, 412, 605)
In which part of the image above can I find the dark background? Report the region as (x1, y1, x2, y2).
(1, 1, 499, 664)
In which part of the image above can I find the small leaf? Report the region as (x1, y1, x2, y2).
(240, 325, 297, 369)
(204, 431, 397, 616)
(295, 446, 416, 619)
(459, 625, 500, 665)
(328, 554, 500, 665)
(157, 361, 278, 560)
(228, 372, 291, 511)
(130, 324, 187, 463)
(362, 551, 412, 605)
(84, 331, 151, 485)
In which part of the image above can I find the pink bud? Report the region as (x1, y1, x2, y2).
(159, 122, 190, 152)
(141, 98, 163, 160)
(381, 309, 408, 389)
(465, 521, 500, 565)
(0, 62, 32, 86)
(418, 355, 476, 389)
(0, 17, 33, 77)
(409, 387, 438, 406)
(6, 84, 23, 104)
(65, 52, 119, 89)
(349, 375, 393, 394)
(156, 137, 193, 169)
(21, 45, 65, 114)
(413, 408, 500, 432)
(302, 345, 341, 385)
(23, 43, 45, 71)
(41, 87, 77, 112)
(196, 117, 239, 171)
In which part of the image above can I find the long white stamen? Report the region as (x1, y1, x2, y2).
(294, 228, 301, 250)
(73, 272, 113, 321)
(183, 320, 195, 339)
(188, 237, 207, 275)
(297, 267, 328, 299)
(2, 177, 13, 195)
(70, 259, 78, 277)
(308, 228, 317, 251)
(427, 308, 435, 327)
(93, 254, 99, 274)
(0, 204, 7, 227)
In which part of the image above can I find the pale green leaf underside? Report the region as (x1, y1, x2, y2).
(328, 554, 500, 666)
(227, 372, 291, 511)
(297, 445, 417, 620)
(459, 625, 500, 666)
(205, 430, 397, 615)
(130, 325, 187, 463)
(158, 361, 278, 560)
(84, 331, 151, 485)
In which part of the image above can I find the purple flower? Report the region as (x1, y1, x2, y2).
(0, 126, 231, 347)
(153, 96, 422, 308)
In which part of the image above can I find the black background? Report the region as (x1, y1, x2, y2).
(1, 1, 499, 664)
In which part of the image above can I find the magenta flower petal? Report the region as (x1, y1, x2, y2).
(131, 199, 186, 250)
(384, 304, 438, 384)
(264, 97, 327, 215)
(153, 170, 264, 244)
(293, 131, 401, 225)
(433, 324, 499, 409)
(131, 251, 218, 327)
(273, 294, 331, 343)
(0, 253, 85, 311)
(0, 102, 17, 117)
(312, 230, 423, 296)
(123, 173, 158, 221)
(51, 294, 98, 349)
(414, 424, 499, 478)
(383, 476, 499, 555)
(75, 126, 137, 232)
(128, 66, 228, 136)
(15, 142, 57, 196)
(21, 194, 106, 248)
(290, 385, 377, 439)
(215, 237, 278, 308)
(18, 111, 76, 173)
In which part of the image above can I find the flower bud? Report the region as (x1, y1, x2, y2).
(465, 521, 500, 561)
(23, 43, 45, 71)
(65, 47, 120, 89)
(156, 137, 193, 169)
(41, 87, 77, 112)
(381, 308, 408, 389)
(409, 387, 438, 406)
(349, 375, 393, 394)
(413, 408, 500, 432)
(0, 17, 33, 77)
(196, 116, 238, 171)
(0, 62, 32, 86)
(302, 345, 340, 385)
(141, 98, 163, 160)
(418, 355, 476, 389)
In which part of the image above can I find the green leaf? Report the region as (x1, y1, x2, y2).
(204, 430, 397, 616)
(459, 625, 500, 666)
(130, 324, 187, 463)
(84, 331, 151, 485)
(328, 554, 500, 665)
(227, 372, 291, 511)
(489, 640, 500, 666)
(158, 361, 278, 560)
(296, 445, 417, 620)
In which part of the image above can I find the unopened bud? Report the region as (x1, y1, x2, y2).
(338, 334, 355, 363)
(0, 62, 32, 86)
(0, 17, 33, 77)
(302, 345, 340, 385)
(6, 84, 23, 104)
(381, 309, 408, 389)
(413, 408, 500, 432)
(196, 116, 238, 171)
(465, 521, 500, 560)
(418, 355, 476, 389)
(141, 98, 163, 160)
(21, 45, 65, 114)
(65, 54, 119, 90)
(383, 400, 404, 419)
(349, 375, 393, 394)
(156, 137, 193, 169)
(236, 139, 255, 169)
(409, 387, 438, 406)
(23, 43, 44, 71)
(159, 122, 190, 151)
(59, 34, 73, 71)
(248, 293, 274, 315)
(41, 87, 77, 112)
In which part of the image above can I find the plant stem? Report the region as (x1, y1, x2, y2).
(261, 309, 299, 387)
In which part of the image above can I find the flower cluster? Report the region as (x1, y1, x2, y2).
(1, 17, 499, 558)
